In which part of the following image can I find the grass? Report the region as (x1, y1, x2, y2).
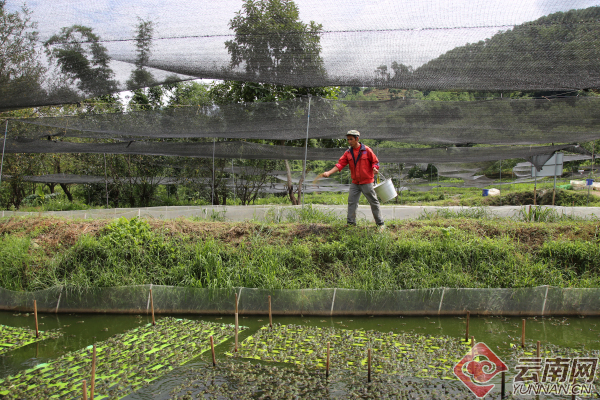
(10, 176, 600, 212)
(1, 215, 600, 292)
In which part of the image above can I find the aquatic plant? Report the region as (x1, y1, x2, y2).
(0, 318, 244, 399)
(230, 324, 471, 380)
(0, 324, 61, 356)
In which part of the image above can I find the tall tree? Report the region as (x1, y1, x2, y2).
(45, 25, 118, 97)
(225, 0, 325, 83)
(0, 1, 46, 108)
(220, 0, 334, 205)
(127, 18, 156, 90)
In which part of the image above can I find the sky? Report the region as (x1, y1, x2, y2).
(7, 0, 600, 82)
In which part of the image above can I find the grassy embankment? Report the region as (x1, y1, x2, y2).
(0, 207, 599, 292)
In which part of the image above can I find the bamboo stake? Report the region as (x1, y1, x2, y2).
(91, 344, 96, 400)
(210, 336, 216, 366)
(501, 372, 505, 399)
(536, 340, 541, 357)
(367, 348, 371, 383)
(471, 336, 475, 346)
(83, 380, 88, 400)
(465, 311, 470, 342)
(150, 288, 155, 326)
(326, 342, 330, 379)
(234, 293, 239, 352)
(34, 300, 39, 338)
(521, 319, 526, 348)
(268, 295, 272, 328)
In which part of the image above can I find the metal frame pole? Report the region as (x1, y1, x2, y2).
(231, 159, 236, 205)
(499, 160, 502, 206)
(103, 153, 109, 207)
(212, 138, 215, 205)
(301, 95, 312, 209)
(0, 120, 8, 187)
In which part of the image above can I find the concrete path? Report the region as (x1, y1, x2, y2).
(1, 204, 599, 222)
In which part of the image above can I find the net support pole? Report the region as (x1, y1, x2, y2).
(0, 120, 7, 187)
(212, 138, 215, 206)
(499, 160, 502, 207)
(399, 163, 403, 205)
(301, 95, 311, 209)
(553, 172, 557, 206)
(231, 159, 236, 205)
(104, 154, 108, 208)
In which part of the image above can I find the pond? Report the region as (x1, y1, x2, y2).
(0, 311, 598, 399)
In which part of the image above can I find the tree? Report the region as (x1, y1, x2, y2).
(225, 0, 325, 83)
(45, 25, 118, 97)
(167, 81, 211, 107)
(220, 0, 335, 205)
(0, 1, 46, 108)
(126, 18, 156, 90)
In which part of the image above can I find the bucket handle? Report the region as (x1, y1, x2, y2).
(376, 170, 386, 184)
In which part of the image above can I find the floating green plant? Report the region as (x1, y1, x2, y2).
(0, 324, 61, 356)
(507, 339, 600, 386)
(166, 359, 496, 400)
(230, 324, 470, 380)
(0, 318, 245, 399)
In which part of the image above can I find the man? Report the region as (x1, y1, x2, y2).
(322, 130, 384, 228)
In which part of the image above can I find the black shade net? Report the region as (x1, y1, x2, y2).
(2, 140, 585, 168)
(4, 2, 600, 110)
(13, 97, 600, 145)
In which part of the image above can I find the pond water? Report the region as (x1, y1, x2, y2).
(1, 311, 599, 398)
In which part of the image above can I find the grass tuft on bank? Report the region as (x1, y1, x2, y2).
(0, 214, 599, 292)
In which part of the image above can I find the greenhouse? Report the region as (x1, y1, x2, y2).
(1, 0, 600, 398)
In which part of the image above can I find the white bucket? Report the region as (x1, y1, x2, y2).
(374, 178, 398, 203)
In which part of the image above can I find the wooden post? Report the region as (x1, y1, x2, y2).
(210, 336, 216, 366)
(521, 319, 526, 348)
(234, 293, 239, 352)
(471, 336, 475, 346)
(465, 311, 470, 342)
(34, 300, 39, 338)
(150, 288, 155, 326)
(90, 344, 96, 400)
(268, 295, 272, 328)
(536, 340, 540, 357)
(83, 380, 88, 400)
(326, 342, 330, 379)
(501, 372, 505, 399)
(367, 348, 371, 383)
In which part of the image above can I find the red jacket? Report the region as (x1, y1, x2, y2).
(336, 143, 380, 185)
